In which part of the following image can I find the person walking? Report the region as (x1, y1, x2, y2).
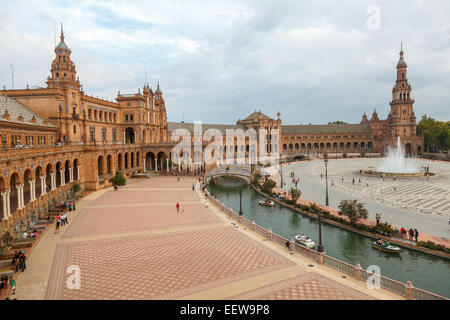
(192, 183, 195, 191)
(341, 176, 344, 184)
(352, 177, 355, 185)
(414, 229, 419, 242)
(177, 175, 180, 182)
(18, 252, 26, 272)
(408, 228, 414, 241)
(176, 202, 180, 213)
(10, 278, 16, 295)
(55, 216, 61, 234)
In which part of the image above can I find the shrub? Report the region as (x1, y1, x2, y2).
(261, 179, 276, 195)
(308, 203, 321, 213)
(374, 222, 394, 235)
(283, 199, 297, 206)
(112, 170, 126, 186)
(288, 187, 302, 202)
(342, 153, 348, 158)
(71, 182, 80, 193)
(338, 200, 368, 226)
(417, 241, 450, 254)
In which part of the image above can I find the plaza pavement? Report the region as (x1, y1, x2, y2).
(11, 175, 402, 300)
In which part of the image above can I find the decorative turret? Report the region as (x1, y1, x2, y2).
(371, 109, 379, 122)
(361, 112, 368, 123)
(46, 23, 80, 89)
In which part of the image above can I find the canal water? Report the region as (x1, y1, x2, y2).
(208, 176, 450, 298)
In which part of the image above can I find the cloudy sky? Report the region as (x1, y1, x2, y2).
(1, 0, 449, 124)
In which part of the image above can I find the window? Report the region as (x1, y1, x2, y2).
(125, 114, 129, 121)
(73, 125, 76, 134)
(130, 114, 134, 122)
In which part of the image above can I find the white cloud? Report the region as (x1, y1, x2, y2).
(0, 0, 449, 123)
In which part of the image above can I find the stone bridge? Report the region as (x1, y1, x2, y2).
(205, 164, 251, 184)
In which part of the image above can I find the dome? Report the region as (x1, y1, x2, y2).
(56, 41, 69, 50)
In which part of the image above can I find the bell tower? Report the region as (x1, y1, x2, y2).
(46, 24, 80, 89)
(387, 44, 416, 138)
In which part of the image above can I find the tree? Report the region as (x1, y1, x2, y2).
(338, 200, 368, 226)
(417, 115, 450, 152)
(251, 172, 261, 186)
(262, 179, 276, 195)
(288, 187, 301, 202)
(328, 121, 348, 125)
(112, 170, 126, 186)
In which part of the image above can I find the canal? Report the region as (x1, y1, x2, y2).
(208, 176, 450, 298)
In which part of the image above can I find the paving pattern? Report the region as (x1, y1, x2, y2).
(46, 227, 294, 300)
(12, 175, 399, 300)
(305, 159, 450, 217)
(228, 272, 376, 300)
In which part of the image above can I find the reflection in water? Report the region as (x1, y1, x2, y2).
(209, 177, 450, 298)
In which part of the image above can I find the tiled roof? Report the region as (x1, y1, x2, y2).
(243, 111, 274, 121)
(0, 95, 56, 127)
(282, 123, 372, 135)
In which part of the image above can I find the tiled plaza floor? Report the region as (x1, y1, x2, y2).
(12, 175, 402, 300)
(227, 273, 376, 300)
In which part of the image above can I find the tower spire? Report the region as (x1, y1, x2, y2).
(60, 22, 65, 43)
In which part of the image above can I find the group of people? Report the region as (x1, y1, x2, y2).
(396, 227, 419, 241)
(291, 177, 299, 187)
(54, 210, 69, 234)
(11, 251, 26, 273)
(59, 201, 74, 211)
(0, 274, 15, 296)
(376, 239, 391, 248)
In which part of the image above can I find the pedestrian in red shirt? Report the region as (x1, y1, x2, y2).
(176, 202, 180, 213)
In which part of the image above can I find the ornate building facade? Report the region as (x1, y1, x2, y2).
(0, 29, 423, 242)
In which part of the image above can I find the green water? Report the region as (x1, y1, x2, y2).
(208, 176, 450, 298)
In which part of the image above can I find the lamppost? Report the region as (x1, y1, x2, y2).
(317, 211, 324, 252)
(324, 154, 329, 206)
(280, 157, 283, 188)
(239, 188, 243, 215)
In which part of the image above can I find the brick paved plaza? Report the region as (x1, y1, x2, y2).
(12, 176, 402, 300)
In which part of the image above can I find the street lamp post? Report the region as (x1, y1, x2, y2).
(239, 188, 243, 215)
(324, 155, 329, 207)
(317, 211, 324, 252)
(280, 157, 283, 188)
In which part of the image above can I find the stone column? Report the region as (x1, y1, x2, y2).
(405, 281, 414, 300)
(77, 166, 80, 180)
(69, 168, 74, 182)
(29, 180, 35, 202)
(60, 170, 65, 186)
(143, 159, 146, 172)
(41, 176, 47, 195)
(355, 263, 362, 281)
(6, 190, 11, 218)
(316, 251, 325, 265)
(155, 159, 158, 172)
(18, 184, 24, 209)
(123, 132, 126, 144)
(166, 159, 169, 172)
(1, 191, 9, 220)
(51, 173, 56, 191)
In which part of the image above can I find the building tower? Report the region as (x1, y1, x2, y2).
(387, 44, 417, 141)
(46, 23, 80, 90)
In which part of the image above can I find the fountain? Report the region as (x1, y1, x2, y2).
(363, 137, 433, 178)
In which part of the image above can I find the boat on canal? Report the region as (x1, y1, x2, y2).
(293, 234, 316, 249)
(259, 199, 275, 207)
(372, 240, 402, 253)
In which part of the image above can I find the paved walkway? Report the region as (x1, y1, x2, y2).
(11, 176, 402, 300)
